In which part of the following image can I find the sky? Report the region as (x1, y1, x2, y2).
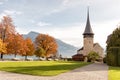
(0, 0, 120, 49)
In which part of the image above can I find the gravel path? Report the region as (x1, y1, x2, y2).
(0, 63, 108, 80)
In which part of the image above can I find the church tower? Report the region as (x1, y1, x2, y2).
(72, 8, 104, 61)
(83, 8, 94, 56)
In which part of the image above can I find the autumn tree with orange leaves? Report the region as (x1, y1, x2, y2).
(0, 16, 16, 59)
(35, 34, 58, 58)
(23, 38, 35, 60)
(6, 34, 35, 59)
(5, 34, 27, 57)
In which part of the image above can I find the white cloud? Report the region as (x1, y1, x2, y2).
(0, 0, 6, 5)
(4, 10, 22, 15)
(62, 0, 82, 6)
(47, 0, 120, 18)
(62, 0, 70, 6)
(0, 2, 3, 5)
(30, 20, 35, 23)
(37, 21, 51, 27)
(0, 10, 23, 19)
(46, 0, 79, 15)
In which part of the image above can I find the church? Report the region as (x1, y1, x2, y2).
(72, 8, 104, 61)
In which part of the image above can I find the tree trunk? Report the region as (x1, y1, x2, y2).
(0, 53, 3, 59)
(25, 56, 27, 60)
(14, 54, 17, 58)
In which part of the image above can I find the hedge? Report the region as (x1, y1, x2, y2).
(107, 47, 120, 66)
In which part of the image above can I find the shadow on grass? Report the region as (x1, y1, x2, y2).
(0, 63, 108, 74)
(0, 63, 89, 76)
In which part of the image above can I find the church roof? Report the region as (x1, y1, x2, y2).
(93, 43, 103, 49)
(77, 47, 83, 51)
(83, 8, 94, 35)
(93, 43, 99, 47)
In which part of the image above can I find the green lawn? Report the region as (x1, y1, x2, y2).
(109, 66, 120, 80)
(0, 61, 90, 76)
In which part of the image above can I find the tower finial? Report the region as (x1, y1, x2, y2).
(87, 6, 89, 21)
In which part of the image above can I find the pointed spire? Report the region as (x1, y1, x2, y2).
(83, 7, 94, 35)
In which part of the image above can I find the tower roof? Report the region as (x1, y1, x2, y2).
(83, 8, 94, 35)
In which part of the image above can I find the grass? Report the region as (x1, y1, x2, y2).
(0, 61, 91, 76)
(109, 66, 120, 80)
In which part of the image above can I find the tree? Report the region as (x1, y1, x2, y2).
(107, 27, 120, 51)
(87, 51, 99, 62)
(22, 38, 35, 60)
(106, 27, 120, 66)
(0, 16, 16, 59)
(5, 33, 27, 57)
(34, 47, 46, 58)
(35, 34, 58, 58)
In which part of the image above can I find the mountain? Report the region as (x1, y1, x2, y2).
(23, 31, 78, 58)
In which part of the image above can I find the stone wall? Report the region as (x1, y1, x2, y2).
(93, 43, 104, 58)
(83, 37, 94, 55)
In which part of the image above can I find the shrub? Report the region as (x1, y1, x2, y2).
(87, 51, 99, 62)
